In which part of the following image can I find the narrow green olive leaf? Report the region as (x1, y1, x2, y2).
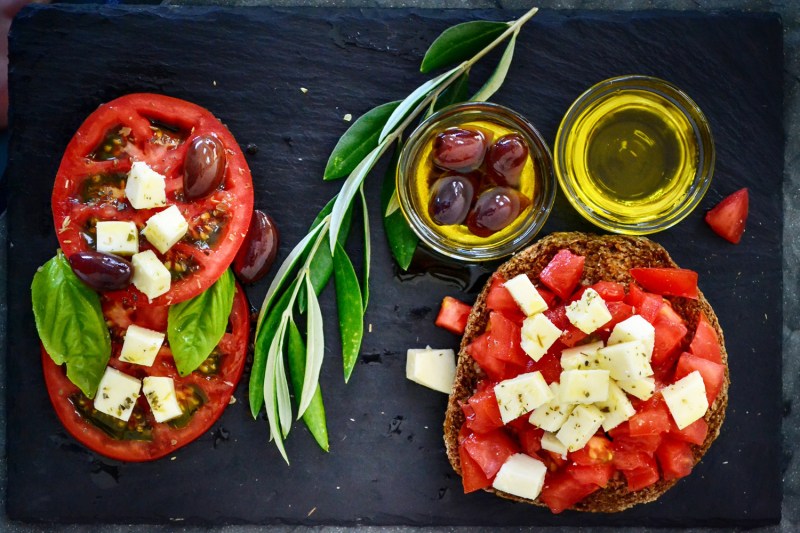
(472, 30, 519, 102)
(420, 20, 508, 73)
(263, 316, 289, 463)
(31, 251, 111, 399)
(298, 275, 325, 417)
(380, 144, 418, 270)
(169, 269, 235, 377)
(433, 72, 470, 112)
(275, 331, 293, 438)
(324, 101, 401, 181)
(287, 320, 329, 451)
(359, 185, 371, 312)
(333, 241, 364, 383)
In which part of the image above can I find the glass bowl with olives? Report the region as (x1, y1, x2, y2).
(397, 102, 555, 262)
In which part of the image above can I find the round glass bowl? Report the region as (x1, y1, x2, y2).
(554, 75, 714, 234)
(396, 102, 556, 262)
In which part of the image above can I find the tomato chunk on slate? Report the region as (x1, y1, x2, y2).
(674, 352, 726, 405)
(539, 249, 585, 300)
(705, 188, 749, 244)
(689, 312, 723, 364)
(656, 436, 695, 481)
(435, 296, 472, 335)
(630, 267, 699, 299)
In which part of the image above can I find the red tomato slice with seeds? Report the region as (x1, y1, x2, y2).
(705, 188, 749, 244)
(52, 94, 254, 306)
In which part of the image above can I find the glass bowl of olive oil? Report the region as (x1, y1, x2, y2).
(555, 75, 714, 234)
(397, 102, 556, 262)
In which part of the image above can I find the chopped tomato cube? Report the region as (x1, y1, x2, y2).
(651, 304, 689, 367)
(670, 417, 709, 446)
(544, 305, 588, 347)
(485, 275, 525, 325)
(674, 352, 726, 405)
(624, 283, 664, 323)
(628, 397, 671, 437)
(611, 447, 653, 471)
(601, 301, 635, 332)
(466, 333, 506, 381)
(459, 441, 492, 493)
(540, 471, 599, 514)
(519, 347, 563, 384)
(537, 286, 558, 308)
(515, 425, 544, 457)
(656, 436, 695, 481)
(569, 436, 614, 465)
(567, 462, 615, 488)
(435, 296, 472, 334)
(622, 455, 660, 491)
(591, 281, 626, 302)
(464, 387, 504, 434)
(705, 188, 749, 244)
(539, 249, 585, 300)
(486, 312, 529, 367)
(630, 267, 699, 299)
(689, 312, 723, 364)
(461, 429, 519, 479)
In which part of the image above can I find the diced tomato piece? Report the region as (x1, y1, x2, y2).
(466, 333, 506, 381)
(624, 283, 664, 323)
(670, 417, 709, 446)
(461, 429, 519, 479)
(540, 249, 585, 300)
(516, 425, 544, 457)
(651, 304, 689, 367)
(567, 463, 615, 488)
(591, 281, 626, 302)
(611, 447, 652, 471)
(540, 471, 599, 514)
(520, 348, 563, 384)
(459, 441, 492, 493)
(464, 388, 504, 434)
(629, 268, 699, 299)
(611, 421, 663, 454)
(705, 188, 749, 244)
(656, 436, 695, 481)
(435, 296, 472, 334)
(628, 397, 671, 437)
(570, 436, 614, 465)
(486, 312, 529, 367)
(537, 286, 558, 308)
(689, 312, 723, 364)
(485, 275, 525, 325)
(544, 305, 588, 347)
(622, 455, 660, 491)
(674, 352, 726, 405)
(601, 301, 635, 331)
(566, 285, 587, 304)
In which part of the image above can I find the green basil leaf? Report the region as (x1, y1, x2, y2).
(31, 251, 110, 398)
(169, 269, 235, 377)
(472, 30, 518, 102)
(323, 101, 401, 181)
(433, 72, 470, 112)
(420, 20, 508, 73)
(333, 242, 364, 383)
(287, 320, 329, 451)
(380, 144, 418, 270)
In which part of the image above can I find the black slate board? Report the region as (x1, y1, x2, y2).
(5, 5, 783, 527)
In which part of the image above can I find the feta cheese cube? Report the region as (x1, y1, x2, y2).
(529, 383, 574, 432)
(616, 376, 656, 401)
(520, 313, 562, 362)
(560, 341, 607, 371)
(556, 404, 605, 452)
(142, 376, 184, 423)
(119, 324, 165, 367)
(93, 367, 142, 422)
(494, 371, 554, 424)
(125, 161, 167, 210)
(595, 381, 636, 431)
(608, 315, 655, 359)
(662, 371, 709, 429)
(540, 431, 569, 458)
(492, 453, 548, 501)
(565, 288, 612, 334)
(131, 250, 171, 301)
(405, 347, 456, 394)
(143, 205, 189, 254)
(503, 274, 548, 316)
(95, 220, 139, 256)
(599, 340, 653, 381)
(559, 369, 610, 404)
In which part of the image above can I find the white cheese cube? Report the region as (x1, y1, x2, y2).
(616, 376, 656, 401)
(125, 161, 167, 210)
(559, 369, 610, 404)
(143, 205, 189, 254)
(93, 367, 141, 422)
(608, 315, 655, 359)
(503, 274, 548, 316)
(494, 371, 554, 424)
(131, 250, 171, 301)
(529, 383, 574, 432)
(142, 376, 184, 423)
(556, 404, 605, 452)
(95, 220, 139, 256)
(119, 324, 165, 367)
(599, 340, 653, 381)
(662, 371, 709, 429)
(520, 313, 562, 362)
(492, 453, 548, 501)
(595, 381, 636, 431)
(560, 341, 607, 370)
(541, 431, 569, 458)
(405, 347, 456, 394)
(565, 288, 612, 334)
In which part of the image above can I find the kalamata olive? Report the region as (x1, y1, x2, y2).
(486, 133, 529, 187)
(428, 174, 475, 226)
(233, 210, 279, 284)
(69, 251, 133, 292)
(432, 127, 487, 172)
(184, 134, 226, 199)
(466, 186, 528, 237)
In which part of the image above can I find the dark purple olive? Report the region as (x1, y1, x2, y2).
(184, 134, 226, 199)
(466, 187, 529, 237)
(69, 251, 133, 292)
(233, 210, 279, 284)
(486, 133, 529, 187)
(432, 127, 487, 172)
(428, 174, 475, 226)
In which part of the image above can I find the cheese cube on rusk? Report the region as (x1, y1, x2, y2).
(95, 220, 139, 256)
(560, 341, 606, 371)
(556, 404, 605, 452)
(616, 376, 656, 401)
(142, 376, 184, 423)
(494, 371, 553, 424)
(492, 453, 548, 501)
(503, 274, 548, 316)
(565, 288, 612, 334)
(595, 381, 636, 431)
(559, 369, 610, 404)
(119, 324, 166, 367)
(540, 431, 569, 457)
(131, 250, 171, 300)
(93, 367, 142, 422)
(125, 161, 167, 209)
(405, 347, 456, 394)
(662, 371, 709, 429)
(529, 383, 574, 432)
(599, 340, 653, 381)
(520, 313, 562, 362)
(608, 315, 655, 359)
(143, 205, 189, 254)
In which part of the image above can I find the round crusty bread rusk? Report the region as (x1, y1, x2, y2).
(443, 232, 730, 513)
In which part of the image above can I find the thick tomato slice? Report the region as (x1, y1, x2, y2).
(629, 268, 699, 299)
(435, 296, 471, 335)
(689, 312, 723, 364)
(41, 283, 250, 462)
(539, 249, 585, 300)
(52, 94, 254, 306)
(705, 188, 749, 244)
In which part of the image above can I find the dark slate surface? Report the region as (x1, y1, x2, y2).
(5, 5, 783, 527)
